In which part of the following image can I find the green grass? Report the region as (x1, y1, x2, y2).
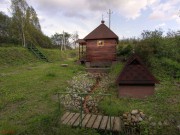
(0, 60, 85, 134)
(40, 48, 78, 62)
(0, 47, 99, 134)
(1, 46, 179, 134)
(98, 61, 180, 134)
(0, 47, 78, 67)
(0, 47, 40, 66)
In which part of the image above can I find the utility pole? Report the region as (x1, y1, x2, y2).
(107, 9, 113, 29)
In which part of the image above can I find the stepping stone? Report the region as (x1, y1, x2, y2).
(61, 64, 68, 67)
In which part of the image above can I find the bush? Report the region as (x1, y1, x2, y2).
(160, 58, 180, 78)
(117, 44, 132, 57)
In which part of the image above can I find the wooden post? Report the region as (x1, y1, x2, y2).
(79, 44, 80, 60)
(80, 95, 83, 128)
(82, 45, 83, 56)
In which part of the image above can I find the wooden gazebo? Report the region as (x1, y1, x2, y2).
(84, 20, 118, 67)
(76, 39, 86, 64)
(77, 20, 119, 67)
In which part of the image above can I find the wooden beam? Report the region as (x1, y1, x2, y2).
(82, 44, 83, 56)
(62, 113, 75, 124)
(86, 115, 97, 128)
(73, 114, 85, 126)
(92, 115, 102, 129)
(99, 116, 108, 130)
(79, 44, 80, 60)
(106, 116, 114, 130)
(61, 112, 70, 121)
(113, 117, 121, 131)
(81, 114, 92, 127)
(67, 113, 80, 125)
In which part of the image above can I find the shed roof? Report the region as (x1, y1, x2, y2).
(84, 21, 118, 41)
(75, 39, 86, 45)
(116, 54, 159, 85)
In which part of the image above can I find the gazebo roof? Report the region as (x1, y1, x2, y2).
(116, 54, 159, 85)
(75, 39, 86, 45)
(84, 21, 118, 41)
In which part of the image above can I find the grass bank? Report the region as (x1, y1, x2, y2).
(0, 47, 100, 134)
(98, 60, 180, 134)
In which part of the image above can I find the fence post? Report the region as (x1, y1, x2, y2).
(58, 93, 60, 112)
(57, 92, 114, 132)
(80, 94, 83, 128)
(110, 95, 112, 135)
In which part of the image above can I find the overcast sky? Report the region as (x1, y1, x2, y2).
(1, 0, 180, 39)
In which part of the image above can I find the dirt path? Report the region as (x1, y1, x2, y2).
(83, 76, 101, 113)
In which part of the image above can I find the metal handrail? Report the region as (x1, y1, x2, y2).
(57, 92, 112, 133)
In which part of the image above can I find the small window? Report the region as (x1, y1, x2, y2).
(97, 40, 104, 46)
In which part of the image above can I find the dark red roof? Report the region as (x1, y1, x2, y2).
(116, 54, 159, 85)
(84, 21, 118, 40)
(75, 39, 86, 45)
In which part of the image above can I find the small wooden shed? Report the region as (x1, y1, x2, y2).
(116, 54, 159, 98)
(78, 20, 118, 67)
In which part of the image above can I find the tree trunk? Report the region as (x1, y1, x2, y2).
(22, 28, 26, 47)
(63, 31, 65, 51)
(21, 17, 26, 47)
(64, 38, 66, 51)
(60, 44, 62, 51)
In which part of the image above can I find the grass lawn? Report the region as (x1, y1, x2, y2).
(0, 60, 85, 134)
(0, 47, 179, 135)
(98, 62, 180, 134)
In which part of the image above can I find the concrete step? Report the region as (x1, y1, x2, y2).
(85, 68, 110, 73)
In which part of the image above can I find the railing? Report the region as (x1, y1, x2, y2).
(57, 92, 114, 132)
(27, 42, 48, 62)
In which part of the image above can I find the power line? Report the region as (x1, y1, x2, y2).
(107, 9, 113, 29)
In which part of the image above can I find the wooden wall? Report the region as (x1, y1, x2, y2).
(86, 39, 117, 62)
(118, 85, 155, 98)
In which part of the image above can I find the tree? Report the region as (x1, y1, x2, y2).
(27, 6, 41, 31)
(0, 11, 20, 45)
(0, 12, 10, 44)
(51, 33, 63, 46)
(11, 0, 28, 47)
(51, 32, 71, 50)
(0, 12, 10, 37)
(141, 29, 163, 39)
(10, 0, 52, 48)
(70, 31, 79, 48)
(63, 31, 71, 50)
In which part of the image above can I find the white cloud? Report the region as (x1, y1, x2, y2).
(149, 0, 180, 23)
(28, 0, 156, 20)
(0, 0, 11, 15)
(24, 0, 159, 38)
(1, 0, 180, 38)
(155, 22, 166, 28)
(114, 0, 148, 19)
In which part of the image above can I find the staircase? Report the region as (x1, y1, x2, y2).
(27, 44, 48, 62)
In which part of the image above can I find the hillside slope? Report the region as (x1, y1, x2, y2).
(0, 47, 78, 66)
(0, 47, 39, 66)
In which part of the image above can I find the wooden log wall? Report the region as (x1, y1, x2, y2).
(86, 39, 117, 62)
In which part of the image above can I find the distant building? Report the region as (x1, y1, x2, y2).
(116, 54, 159, 98)
(77, 20, 118, 67)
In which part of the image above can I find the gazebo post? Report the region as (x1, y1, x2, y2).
(76, 39, 86, 62)
(79, 44, 80, 60)
(82, 45, 83, 56)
